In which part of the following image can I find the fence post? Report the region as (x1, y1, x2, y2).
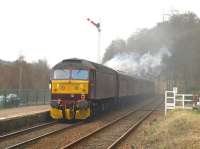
(36, 93, 38, 105)
(26, 92, 29, 105)
(174, 90, 176, 108)
(43, 94, 45, 105)
(4, 91, 7, 107)
(26, 93, 28, 106)
(165, 91, 167, 116)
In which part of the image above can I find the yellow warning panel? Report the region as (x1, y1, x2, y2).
(51, 80, 88, 94)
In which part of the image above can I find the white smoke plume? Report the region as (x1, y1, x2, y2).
(104, 47, 171, 79)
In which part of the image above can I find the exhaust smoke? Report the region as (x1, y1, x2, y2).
(104, 47, 171, 79)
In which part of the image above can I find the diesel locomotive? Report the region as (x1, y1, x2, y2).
(49, 58, 154, 120)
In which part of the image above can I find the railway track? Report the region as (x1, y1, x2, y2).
(61, 100, 162, 149)
(1, 97, 162, 149)
(0, 121, 56, 140)
(107, 102, 162, 149)
(0, 121, 82, 149)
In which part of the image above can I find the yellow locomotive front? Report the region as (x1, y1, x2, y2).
(50, 69, 91, 120)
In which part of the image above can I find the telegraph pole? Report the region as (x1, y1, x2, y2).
(87, 18, 101, 63)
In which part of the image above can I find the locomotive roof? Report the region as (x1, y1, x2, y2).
(52, 58, 117, 74)
(52, 58, 153, 83)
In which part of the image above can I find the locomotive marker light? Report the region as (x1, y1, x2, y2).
(81, 94, 85, 100)
(87, 18, 101, 63)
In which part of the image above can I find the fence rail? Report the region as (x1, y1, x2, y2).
(165, 88, 193, 116)
(0, 89, 50, 109)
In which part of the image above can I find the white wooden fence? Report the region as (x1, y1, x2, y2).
(165, 87, 193, 116)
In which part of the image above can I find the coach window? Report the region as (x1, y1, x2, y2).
(54, 69, 70, 79)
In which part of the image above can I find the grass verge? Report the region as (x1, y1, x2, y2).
(121, 110, 200, 149)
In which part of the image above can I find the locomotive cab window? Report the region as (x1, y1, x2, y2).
(90, 71, 95, 81)
(53, 69, 70, 79)
(71, 70, 89, 80)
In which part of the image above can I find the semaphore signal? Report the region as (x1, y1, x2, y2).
(87, 18, 101, 32)
(86, 18, 101, 63)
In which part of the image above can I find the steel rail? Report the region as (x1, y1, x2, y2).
(6, 122, 83, 149)
(107, 101, 163, 149)
(61, 99, 162, 149)
(0, 121, 56, 140)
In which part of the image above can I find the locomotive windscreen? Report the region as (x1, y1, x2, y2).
(53, 69, 89, 80)
(53, 69, 70, 79)
(71, 70, 89, 80)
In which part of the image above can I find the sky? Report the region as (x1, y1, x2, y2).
(0, 0, 200, 67)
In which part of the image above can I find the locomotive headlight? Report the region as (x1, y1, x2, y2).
(49, 83, 52, 90)
(58, 99, 62, 105)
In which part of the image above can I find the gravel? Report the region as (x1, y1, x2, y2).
(28, 97, 158, 149)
